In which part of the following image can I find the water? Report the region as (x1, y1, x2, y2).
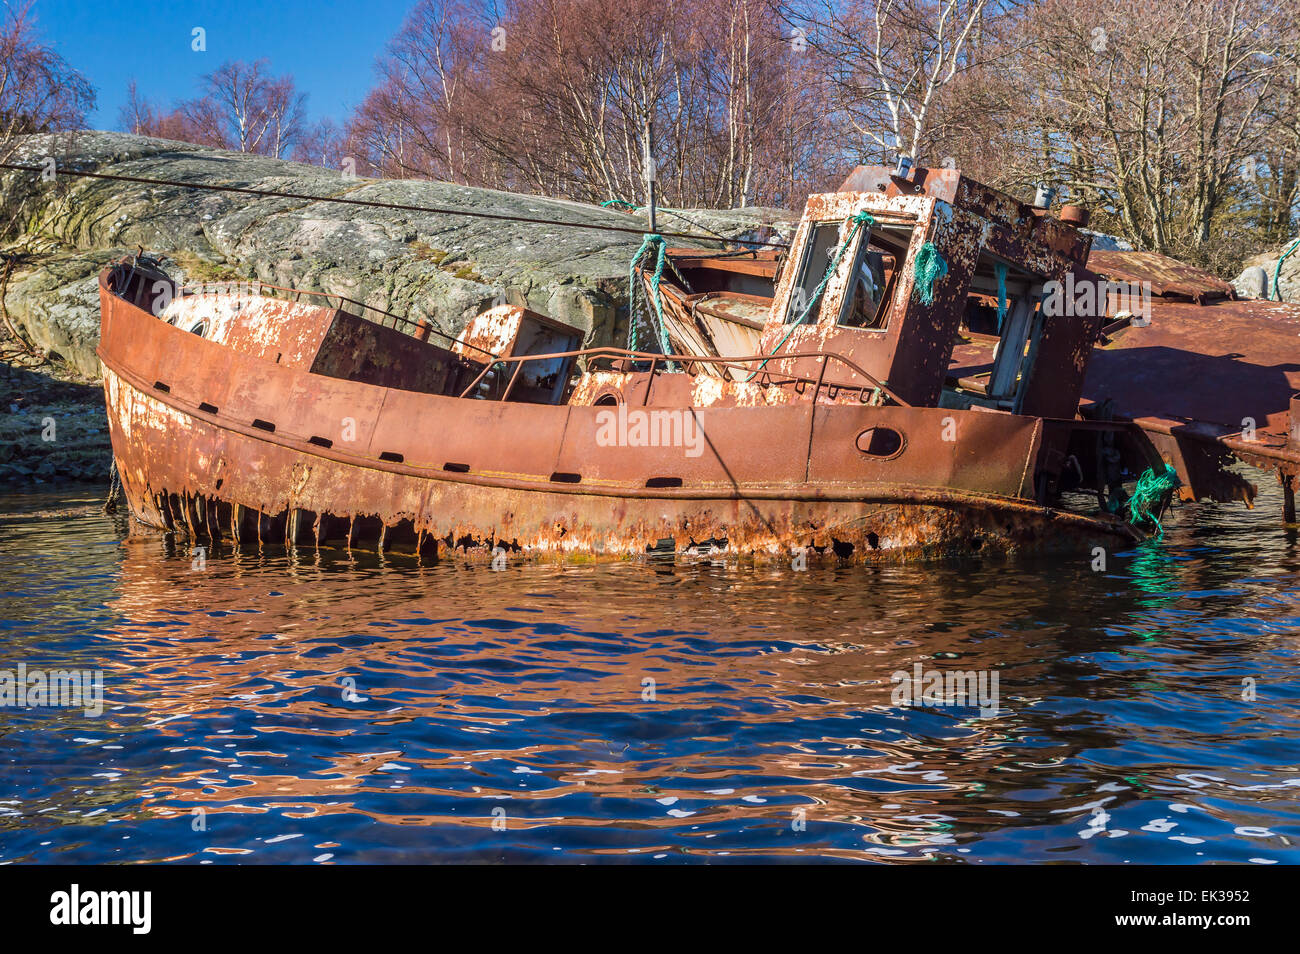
(2, 482, 1299, 864)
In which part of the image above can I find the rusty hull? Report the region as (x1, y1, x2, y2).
(1080, 295, 1300, 504)
(98, 268, 1135, 562)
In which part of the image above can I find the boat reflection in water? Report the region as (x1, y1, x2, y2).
(26, 481, 1283, 864)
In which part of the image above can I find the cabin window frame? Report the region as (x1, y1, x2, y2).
(783, 219, 848, 325)
(988, 287, 1047, 412)
(942, 253, 1048, 412)
(834, 221, 914, 332)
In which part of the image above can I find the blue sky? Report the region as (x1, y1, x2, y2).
(30, 0, 418, 129)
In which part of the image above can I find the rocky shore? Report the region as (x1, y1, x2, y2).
(0, 131, 795, 378)
(0, 361, 111, 484)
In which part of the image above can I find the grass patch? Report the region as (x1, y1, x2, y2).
(408, 241, 449, 264)
(171, 251, 243, 283)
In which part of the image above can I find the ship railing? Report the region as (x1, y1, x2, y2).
(170, 278, 903, 405)
(178, 279, 499, 362)
(458, 346, 910, 407)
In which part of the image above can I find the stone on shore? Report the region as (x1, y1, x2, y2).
(1233, 240, 1300, 301)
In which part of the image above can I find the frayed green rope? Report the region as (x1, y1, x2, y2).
(913, 242, 949, 306)
(1128, 463, 1180, 538)
(626, 233, 691, 360)
(994, 261, 1009, 330)
(602, 198, 638, 211)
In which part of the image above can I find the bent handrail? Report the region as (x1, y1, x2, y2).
(457, 345, 909, 407)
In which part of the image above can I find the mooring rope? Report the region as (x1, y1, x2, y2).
(626, 233, 693, 359)
(103, 460, 123, 515)
(1127, 463, 1180, 538)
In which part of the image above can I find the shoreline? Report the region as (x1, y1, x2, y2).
(0, 358, 111, 485)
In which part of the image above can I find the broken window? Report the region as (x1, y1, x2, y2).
(944, 254, 1045, 410)
(784, 221, 844, 324)
(837, 223, 914, 331)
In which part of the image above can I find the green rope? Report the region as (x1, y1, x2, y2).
(744, 210, 875, 381)
(602, 198, 639, 211)
(1273, 237, 1300, 302)
(913, 241, 949, 306)
(1127, 463, 1180, 538)
(994, 261, 1009, 330)
(626, 233, 691, 360)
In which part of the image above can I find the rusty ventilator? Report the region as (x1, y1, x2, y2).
(98, 165, 1170, 561)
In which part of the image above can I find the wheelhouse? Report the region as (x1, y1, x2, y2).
(758, 164, 1099, 421)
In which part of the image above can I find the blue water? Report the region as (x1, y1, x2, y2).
(2, 483, 1299, 863)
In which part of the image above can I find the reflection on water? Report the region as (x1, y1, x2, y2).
(2, 484, 1299, 863)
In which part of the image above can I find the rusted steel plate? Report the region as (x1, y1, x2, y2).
(1078, 295, 1300, 500)
(1139, 429, 1258, 506)
(453, 305, 526, 359)
(1084, 298, 1300, 442)
(805, 405, 1041, 499)
(665, 248, 782, 280)
(163, 293, 341, 369)
(652, 282, 767, 380)
(1087, 250, 1236, 302)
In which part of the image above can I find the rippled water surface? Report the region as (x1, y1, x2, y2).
(3, 483, 1299, 864)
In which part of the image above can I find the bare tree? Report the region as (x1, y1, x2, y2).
(356, 0, 486, 181)
(786, 0, 1001, 165)
(346, 0, 811, 207)
(0, 2, 95, 162)
(187, 60, 307, 158)
(119, 79, 226, 147)
(291, 117, 347, 169)
(1253, 25, 1300, 245)
(1021, 0, 1289, 265)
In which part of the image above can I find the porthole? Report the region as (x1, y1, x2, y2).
(856, 426, 905, 459)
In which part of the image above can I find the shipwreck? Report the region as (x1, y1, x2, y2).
(650, 164, 1300, 527)
(97, 163, 1240, 562)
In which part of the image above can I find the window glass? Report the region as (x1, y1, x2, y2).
(785, 221, 843, 324)
(840, 248, 889, 329)
(837, 224, 914, 330)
